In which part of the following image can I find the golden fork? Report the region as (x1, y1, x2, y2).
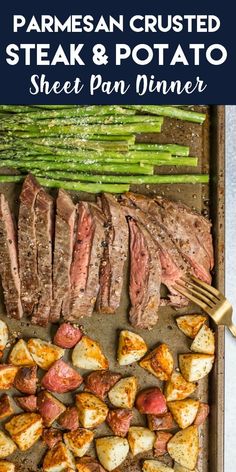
(173, 274, 236, 337)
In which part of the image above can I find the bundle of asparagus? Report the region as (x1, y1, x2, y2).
(0, 105, 208, 193)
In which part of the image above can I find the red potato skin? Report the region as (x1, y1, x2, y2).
(84, 370, 122, 400)
(53, 323, 83, 349)
(42, 428, 62, 449)
(136, 388, 167, 415)
(58, 406, 79, 431)
(76, 456, 106, 472)
(37, 391, 65, 427)
(154, 431, 173, 457)
(147, 412, 177, 431)
(14, 366, 38, 394)
(41, 359, 83, 393)
(15, 395, 38, 412)
(106, 409, 133, 437)
(194, 402, 210, 426)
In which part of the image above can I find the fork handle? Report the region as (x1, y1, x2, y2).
(228, 324, 236, 337)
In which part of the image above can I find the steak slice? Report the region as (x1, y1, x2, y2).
(128, 218, 161, 329)
(50, 190, 76, 323)
(0, 194, 22, 319)
(154, 195, 214, 282)
(123, 202, 190, 307)
(31, 189, 54, 326)
(96, 193, 128, 314)
(63, 202, 105, 321)
(126, 192, 213, 284)
(18, 174, 41, 316)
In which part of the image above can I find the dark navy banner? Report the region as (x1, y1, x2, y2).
(0, 0, 235, 103)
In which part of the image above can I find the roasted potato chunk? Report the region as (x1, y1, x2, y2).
(95, 436, 129, 471)
(76, 393, 108, 429)
(128, 426, 155, 456)
(194, 402, 210, 426)
(0, 461, 15, 472)
(154, 431, 173, 457)
(176, 315, 206, 339)
(58, 406, 79, 431)
(8, 339, 35, 367)
(167, 426, 199, 470)
(136, 388, 167, 415)
(72, 336, 108, 371)
(53, 323, 83, 349)
(143, 460, 174, 472)
(168, 399, 199, 429)
(108, 376, 137, 409)
(27, 338, 64, 370)
(0, 394, 14, 420)
(179, 354, 214, 382)
(140, 344, 173, 381)
(14, 366, 38, 394)
(147, 412, 176, 432)
(164, 372, 197, 402)
(190, 324, 215, 355)
(0, 431, 17, 459)
(174, 463, 196, 471)
(43, 442, 76, 471)
(64, 429, 94, 457)
(84, 370, 121, 400)
(76, 456, 106, 472)
(117, 330, 147, 366)
(0, 365, 18, 390)
(0, 320, 8, 351)
(5, 413, 43, 451)
(106, 409, 133, 437)
(37, 391, 66, 427)
(42, 428, 62, 449)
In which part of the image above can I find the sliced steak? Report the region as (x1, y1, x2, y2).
(128, 218, 161, 329)
(63, 202, 105, 321)
(155, 195, 214, 282)
(96, 193, 128, 314)
(126, 192, 213, 284)
(18, 174, 41, 316)
(50, 190, 76, 323)
(31, 189, 54, 326)
(123, 202, 190, 307)
(0, 193, 22, 319)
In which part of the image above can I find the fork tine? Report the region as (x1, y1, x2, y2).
(173, 284, 210, 312)
(175, 280, 214, 308)
(180, 277, 219, 304)
(184, 274, 222, 300)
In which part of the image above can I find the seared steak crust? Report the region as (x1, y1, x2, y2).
(18, 174, 41, 316)
(50, 190, 76, 322)
(123, 201, 190, 307)
(64, 202, 105, 321)
(128, 218, 161, 329)
(96, 193, 128, 314)
(126, 193, 213, 284)
(31, 189, 54, 326)
(0, 194, 23, 319)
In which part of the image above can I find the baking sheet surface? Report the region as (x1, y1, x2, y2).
(0, 106, 224, 471)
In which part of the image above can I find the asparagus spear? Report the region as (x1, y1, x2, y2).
(0, 173, 209, 187)
(37, 178, 130, 193)
(0, 121, 163, 136)
(1, 114, 163, 126)
(34, 171, 209, 185)
(0, 138, 131, 152)
(0, 151, 172, 163)
(0, 160, 154, 175)
(123, 106, 206, 124)
(133, 143, 189, 156)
